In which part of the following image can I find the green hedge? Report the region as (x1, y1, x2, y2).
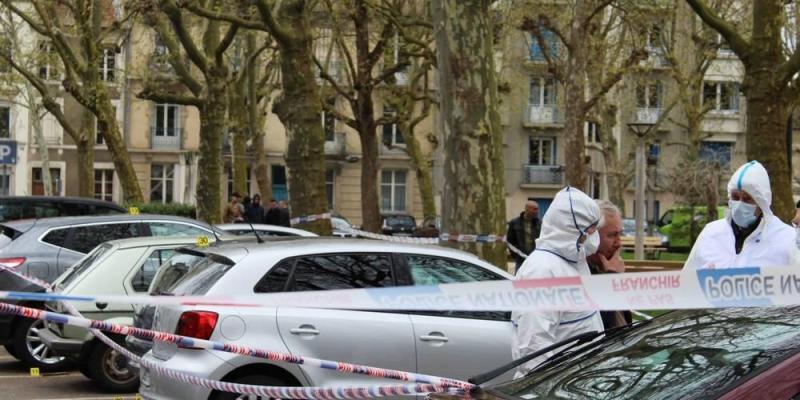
(122, 202, 197, 219)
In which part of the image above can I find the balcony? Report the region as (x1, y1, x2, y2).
(522, 164, 564, 185)
(641, 48, 670, 69)
(151, 127, 181, 150)
(35, 131, 62, 146)
(526, 105, 563, 126)
(635, 107, 661, 124)
(324, 131, 346, 156)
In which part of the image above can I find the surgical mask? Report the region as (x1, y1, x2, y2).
(582, 231, 600, 256)
(729, 200, 757, 228)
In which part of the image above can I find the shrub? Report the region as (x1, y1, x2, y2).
(122, 202, 197, 219)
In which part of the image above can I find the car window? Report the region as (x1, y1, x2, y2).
(385, 215, 415, 226)
(148, 222, 209, 237)
(290, 254, 393, 291)
(499, 307, 800, 400)
(64, 223, 141, 254)
(41, 228, 69, 247)
(131, 249, 176, 292)
(168, 257, 233, 296)
(149, 252, 206, 294)
(253, 259, 294, 293)
(58, 244, 114, 288)
(34, 203, 61, 218)
(406, 255, 508, 321)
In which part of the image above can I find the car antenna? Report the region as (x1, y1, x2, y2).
(246, 218, 264, 243)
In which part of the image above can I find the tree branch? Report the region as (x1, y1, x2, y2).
(181, 2, 266, 30)
(584, 48, 647, 112)
(215, 24, 239, 64)
(685, 0, 750, 62)
(137, 86, 203, 107)
(254, 0, 291, 45)
(162, 0, 209, 73)
(313, 56, 356, 102)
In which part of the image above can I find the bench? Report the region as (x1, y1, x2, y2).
(620, 236, 667, 260)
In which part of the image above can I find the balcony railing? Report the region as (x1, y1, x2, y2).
(324, 131, 346, 156)
(151, 127, 181, 150)
(635, 107, 661, 124)
(35, 131, 62, 146)
(522, 164, 564, 185)
(642, 47, 670, 68)
(528, 105, 562, 125)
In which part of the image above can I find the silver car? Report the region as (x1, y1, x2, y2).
(214, 223, 317, 237)
(139, 239, 514, 400)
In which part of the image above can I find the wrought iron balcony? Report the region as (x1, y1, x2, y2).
(151, 127, 181, 150)
(522, 164, 564, 185)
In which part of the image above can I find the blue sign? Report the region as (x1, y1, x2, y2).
(0, 140, 16, 165)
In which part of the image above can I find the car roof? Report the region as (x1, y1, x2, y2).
(0, 196, 125, 208)
(103, 235, 209, 250)
(2, 214, 214, 229)
(215, 223, 318, 237)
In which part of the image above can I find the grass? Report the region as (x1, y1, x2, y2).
(620, 251, 689, 262)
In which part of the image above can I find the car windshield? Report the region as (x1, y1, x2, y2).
(166, 256, 233, 296)
(331, 217, 351, 230)
(57, 244, 114, 289)
(621, 219, 649, 235)
(149, 252, 207, 295)
(386, 215, 415, 226)
(491, 307, 800, 400)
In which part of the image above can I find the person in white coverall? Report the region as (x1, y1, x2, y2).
(511, 186, 605, 378)
(683, 160, 800, 270)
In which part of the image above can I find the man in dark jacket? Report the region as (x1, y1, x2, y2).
(506, 198, 542, 269)
(587, 199, 632, 330)
(264, 199, 282, 225)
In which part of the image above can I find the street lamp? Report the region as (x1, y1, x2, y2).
(628, 122, 654, 260)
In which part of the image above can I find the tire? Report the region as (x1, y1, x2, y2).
(11, 317, 70, 371)
(87, 342, 139, 393)
(4, 343, 19, 359)
(208, 374, 289, 400)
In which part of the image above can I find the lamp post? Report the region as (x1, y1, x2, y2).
(628, 122, 654, 260)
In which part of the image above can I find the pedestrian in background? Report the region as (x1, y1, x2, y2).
(264, 199, 281, 225)
(245, 194, 265, 223)
(506, 198, 542, 270)
(224, 192, 244, 223)
(587, 200, 631, 330)
(278, 200, 291, 227)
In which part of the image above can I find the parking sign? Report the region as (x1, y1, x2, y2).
(0, 140, 16, 164)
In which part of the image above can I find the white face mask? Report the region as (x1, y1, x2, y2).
(582, 231, 601, 256)
(729, 200, 758, 228)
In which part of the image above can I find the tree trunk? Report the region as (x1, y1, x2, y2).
(398, 121, 437, 220)
(196, 77, 226, 224)
(77, 108, 95, 198)
(30, 104, 53, 196)
(562, 0, 591, 190)
(252, 133, 271, 200)
(599, 105, 624, 212)
(231, 129, 248, 196)
(359, 121, 381, 232)
(271, 2, 331, 235)
(433, 0, 507, 268)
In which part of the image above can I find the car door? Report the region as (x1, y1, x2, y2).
(403, 255, 514, 384)
(274, 253, 416, 392)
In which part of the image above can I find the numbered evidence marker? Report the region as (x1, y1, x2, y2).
(196, 235, 210, 248)
(29, 367, 40, 377)
(129, 207, 140, 215)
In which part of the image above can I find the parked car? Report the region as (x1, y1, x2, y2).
(0, 214, 230, 370)
(215, 223, 317, 237)
(621, 218, 669, 248)
(429, 307, 800, 400)
(39, 237, 205, 392)
(138, 238, 514, 400)
(0, 196, 126, 223)
(381, 213, 417, 236)
(330, 214, 358, 237)
(657, 206, 727, 250)
(414, 216, 441, 238)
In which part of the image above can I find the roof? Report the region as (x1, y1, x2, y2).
(102, 236, 206, 250)
(215, 223, 318, 237)
(2, 214, 213, 229)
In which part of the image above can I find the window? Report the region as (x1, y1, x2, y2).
(529, 29, 558, 61)
(226, 164, 252, 199)
(0, 105, 9, 138)
(58, 244, 113, 288)
(586, 121, 600, 143)
(131, 249, 176, 292)
(31, 167, 61, 195)
(636, 81, 663, 109)
(154, 33, 169, 57)
(37, 41, 59, 80)
(271, 165, 288, 201)
(150, 164, 174, 203)
(148, 222, 208, 237)
(699, 141, 732, 168)
(530, 77, 557, 107)
(0, 166, 9, 196)
(96, 106, 117, 145)
(42, 228, 69, 247)
(99, 48, 117, 82)
(65, 223, 140, 254)
(646, 25, 663, 50)
(321, 98, 336, 142)
(381, 170, 407, 212)
(529, 137, 555, 165)
(253, 259, 293, 293)
(94, 169, 113, 202)
(326, 168, 335, 210)
(703, 81, 740, 112)
(154, 103, 179, 137)
(648, 141, 661, 167)
(382, 107, 405, 147)
(290, 254, 393, 291)
(149, 252, 206, 295)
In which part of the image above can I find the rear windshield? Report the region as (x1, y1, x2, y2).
(149, 252, 206, 295)
(0, 226, 22, 249)
(386, 215, 415, 226)
(164, 256, 232, 296)
(57, 244, 114, 289)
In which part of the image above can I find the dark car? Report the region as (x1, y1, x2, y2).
(414, 216, 441, 238)
(0, 196, 126, 222)
(430, 307, 800, 400)
(381, 213, 417, 236)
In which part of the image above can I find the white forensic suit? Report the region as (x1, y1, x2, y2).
(511, 186, 605, 378)
(684, 160, 800, 270)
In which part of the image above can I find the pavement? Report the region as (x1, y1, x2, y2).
(0, 348, 137, 400)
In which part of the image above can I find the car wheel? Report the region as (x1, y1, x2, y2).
(87, 342, 139, 393)
(4, 343, 18, 359)
(209, 375, 289, 400)
(12, 317, 70, 371)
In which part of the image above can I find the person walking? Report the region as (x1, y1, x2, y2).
(245, 194, 265, 223)
(511, 187, 604, 377)
(506, 198, 542, 270)
(224, 192, 244, 223)
(277, 200, 291, 227)
(264, 199, 282, 225)
(684, 160, 800, 270)
(587, 200, 631, 330)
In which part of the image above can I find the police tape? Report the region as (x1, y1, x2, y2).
(290, 212, 332, 226)
(3, 266, 800, 312)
